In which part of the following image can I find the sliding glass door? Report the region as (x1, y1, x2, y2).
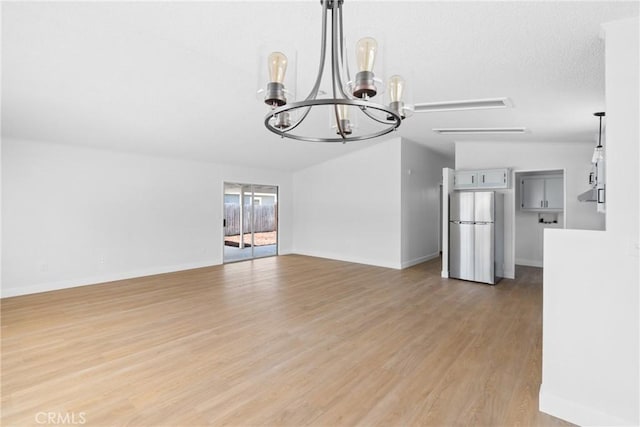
(223, 182, 278, 263)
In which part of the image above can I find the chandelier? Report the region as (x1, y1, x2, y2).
(260, 0, 410, 143)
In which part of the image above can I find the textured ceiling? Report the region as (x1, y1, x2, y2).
(2, 1, 638, 170)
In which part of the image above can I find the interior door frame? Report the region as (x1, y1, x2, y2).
(511, 168, 566, 277)
(222, 181, 279, 264)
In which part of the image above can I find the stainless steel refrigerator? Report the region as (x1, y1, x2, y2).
(449, 191, 504, 285)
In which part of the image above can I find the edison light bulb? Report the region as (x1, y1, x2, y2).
(335, 104, 352, 135)
(264, 51, 288, 106)
(388, 75, 405, 103)
(387, 75, 406, 120)
(268, 52, 288, 84)
(352, 37, 378, 98)
(356, 37, 378, 72)
(337, 104, 350, 121)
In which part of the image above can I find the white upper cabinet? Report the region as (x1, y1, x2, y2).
(544, 177, 564, 209)
(521, 178, 546, 209)
(454, 168, 510, 190)
(478, 169, 509, 188)
(520, 175, 563, 211)
(454, 171, 479, 189)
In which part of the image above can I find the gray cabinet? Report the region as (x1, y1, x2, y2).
(454, 168, 510, 190)
(521, 176, 563, 211)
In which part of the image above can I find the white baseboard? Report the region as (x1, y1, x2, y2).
(401, 252, 440, 269)
(291, 250, 402, 270)
(1, 261, 219, 298)
(442, 270, 514, 279)
(539, 384, 633, 427)
(2, 251, 407, 298)
(515, 258, 544, 268)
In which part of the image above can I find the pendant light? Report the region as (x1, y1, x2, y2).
(259, 0, 408, 143)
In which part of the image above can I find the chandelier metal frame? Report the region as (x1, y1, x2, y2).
(264, 0, 402, 143)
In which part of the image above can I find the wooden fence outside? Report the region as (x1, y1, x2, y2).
(224, 204, 277, 236)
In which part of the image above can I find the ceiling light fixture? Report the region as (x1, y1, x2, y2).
(414, 98, 513, 113)
(578, 112, 606, 207)
(591, 112, 605, 163)
(432, 127, 528, 135)
(260, 0, 408, 143)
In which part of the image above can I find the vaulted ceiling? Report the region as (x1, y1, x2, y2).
(2, 1, 638, 170)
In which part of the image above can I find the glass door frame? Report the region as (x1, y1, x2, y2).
(222, 182, 279, 263)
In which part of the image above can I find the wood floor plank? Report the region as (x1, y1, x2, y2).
(1, 255, 573, 426)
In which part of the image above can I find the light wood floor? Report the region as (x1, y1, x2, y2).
(1, 255, 572, 426)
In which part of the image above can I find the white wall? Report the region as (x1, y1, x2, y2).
(292, 138, 403, 269)
(401, 140, 454, 268)
(540, 17, 639, 426)
(455, 141, 604, 277)
(1, 138, 293, 297)
(3, 135, 451, 297)
(292, 137, 452, 270)
(514, 211, 563, 267)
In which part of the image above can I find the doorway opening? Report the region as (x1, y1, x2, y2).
(513, 169, 565, 274)
(223, 182, 278, 263)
